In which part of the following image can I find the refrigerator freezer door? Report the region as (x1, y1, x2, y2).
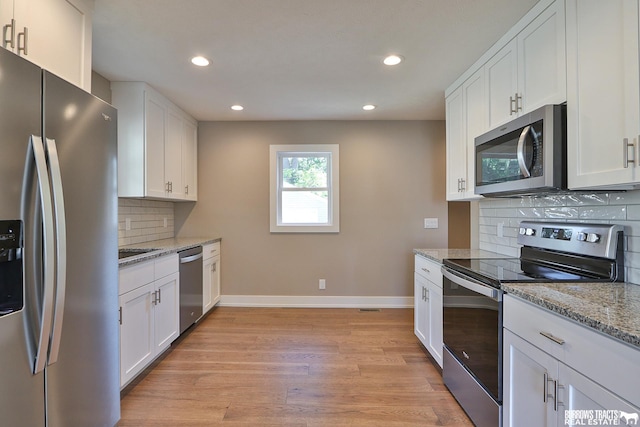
(0, 46, 46, 426)
(42, 72, 120, 427)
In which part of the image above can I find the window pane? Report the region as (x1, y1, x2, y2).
(281, 191, 329, 224)
(282, 156, 327, 188)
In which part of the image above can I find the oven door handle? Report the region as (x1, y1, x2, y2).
(441, 267, 500, 300)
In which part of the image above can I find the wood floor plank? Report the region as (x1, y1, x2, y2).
(119, 307, 472, 426)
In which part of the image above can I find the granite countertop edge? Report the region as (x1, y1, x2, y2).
(119, 237, 221, 267)
(501, 283, 640, 349)
(413, 248, 640, 349)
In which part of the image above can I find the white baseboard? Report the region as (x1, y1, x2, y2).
(219, 295, 413, 308)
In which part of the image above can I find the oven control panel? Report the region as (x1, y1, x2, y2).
(518, 221, 623, 260)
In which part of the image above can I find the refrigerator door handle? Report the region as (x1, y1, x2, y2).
(29, 135, 56, 374)
(45, 138, 67, 365)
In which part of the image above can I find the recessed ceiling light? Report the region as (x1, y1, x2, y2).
(362, 104, 376, 111)
(383, 55, 403, 66)
(231, 105, 244, 111)
(191, 56, 210, 67)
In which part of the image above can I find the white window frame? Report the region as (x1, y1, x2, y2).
(269, 144, 339, 233)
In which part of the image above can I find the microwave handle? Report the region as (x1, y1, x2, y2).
(517, 125, 532, 178)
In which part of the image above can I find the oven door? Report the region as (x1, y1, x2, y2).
(442, 266, 502, 403)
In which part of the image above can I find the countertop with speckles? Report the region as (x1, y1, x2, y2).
(413, 248, 640, 349)
(501, 282, 640, 348)
(119, 237, 220, 267)
(413, 248, 510, 263)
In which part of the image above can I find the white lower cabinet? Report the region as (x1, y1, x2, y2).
(119, 254, 180, 388)
(414, 255, 443, 367)
(202, 242, 221, 314)
(503, 295, 640, 427)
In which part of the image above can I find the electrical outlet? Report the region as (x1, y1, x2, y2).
(125, 218, 131, 231)
(319, 279, 326, 290)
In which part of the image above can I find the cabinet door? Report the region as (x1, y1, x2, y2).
(145, 91, 168, 198)
(558, 363, 640, 426)
(486, 38, 518, 129)
(182, 119, 198, 201)
(445, 85, 466, 201)
(566, 0, 640, 189)
(462, 67, 487, 200)
(425, 281, 443, 368)
(202, 256, 213, 313)
(517, 0, 566, 113)
(211, 256, 220, 306)
(154, 272, 180, 352)
(504, 330, 557, 427)
(119, 283, 155, 387)
(414, 274, 428, 346)
(166, 108, 184, 200)
(15, 0, 91, 90)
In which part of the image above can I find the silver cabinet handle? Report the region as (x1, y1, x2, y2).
(157, 288, 161, 304)
(421, 267, 430, 274)
(45, 138, 67, 366)
(17, 26, 27, 55)
(539, 331, 565, 345)
(553, 379, 559, 411)
(543, 372, 548, 403)
(460, 178, 465, 191)
(623, 138, 635, 168)
(509, 93, 523, 115)
(3, 18, 15, 48)
(185, 185, 189, 195)
(119, 307, 123, 325)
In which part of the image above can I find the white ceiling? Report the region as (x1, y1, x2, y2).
(92, 0, 538, 121)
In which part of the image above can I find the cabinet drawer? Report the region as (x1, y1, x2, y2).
(155, 253, 179, 279)
(414, 255, 442, 286)
(119, 260, 154, 295)
(203, 242, 221, 260)
(504, 294, 640, 407)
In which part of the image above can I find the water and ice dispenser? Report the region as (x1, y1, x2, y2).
(0, 220, 23, 316)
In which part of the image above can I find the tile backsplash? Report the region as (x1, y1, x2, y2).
(479, 190, 640, 285)
(118, 199, 174, 246)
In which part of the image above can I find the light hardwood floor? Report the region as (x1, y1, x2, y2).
(119, 307, 472, 426)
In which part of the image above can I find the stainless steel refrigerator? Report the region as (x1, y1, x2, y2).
(0, 48, 119, 426)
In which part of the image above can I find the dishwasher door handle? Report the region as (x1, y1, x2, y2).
(180, 253, 203, 263)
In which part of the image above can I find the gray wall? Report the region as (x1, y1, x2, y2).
(175, 120, 448, 297)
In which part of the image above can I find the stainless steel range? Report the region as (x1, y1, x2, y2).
(440, 221, 624, 427)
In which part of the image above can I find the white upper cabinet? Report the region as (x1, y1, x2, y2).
(111, 82, 198, 201)
(182, 116, 198, 201)
(566, 0, 640, 190)
(446, 68, 486, 201)
(1, 0, 93, 91)
(446, 85, 467, 200)
(486, 0, 566, 128)
(486, 38, 519, 129)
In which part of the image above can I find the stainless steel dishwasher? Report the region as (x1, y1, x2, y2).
(178, 246, 203, 334)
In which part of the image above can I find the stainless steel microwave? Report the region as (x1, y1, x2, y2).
(474, 104, 566, 197)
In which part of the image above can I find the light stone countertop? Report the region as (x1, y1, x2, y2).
(119, 237, 221, 267)
(413, 248, 510, 263)
(502, 282, 640, 348)
(413, 248, 640, 349)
